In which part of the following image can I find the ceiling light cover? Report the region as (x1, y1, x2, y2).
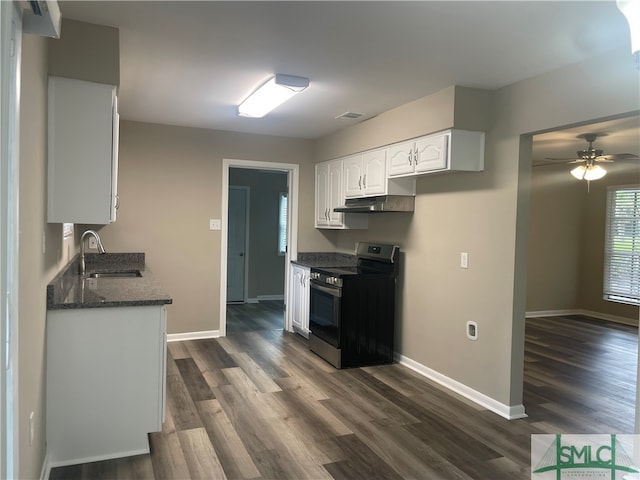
(570, 164, 607, 181)
(617, 0, 640, 68)
(238, 74, 309, 118)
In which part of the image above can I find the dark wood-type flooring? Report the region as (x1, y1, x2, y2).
(50, 313, 637, 479)
(226, 300, 284, 333)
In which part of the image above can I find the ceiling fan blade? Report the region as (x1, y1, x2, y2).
(598, 153, 640, 161)
(544, 157, 579, 162)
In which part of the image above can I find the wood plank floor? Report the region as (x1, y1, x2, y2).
(226, 300, 284, 333)
(49, 313, 637, 480)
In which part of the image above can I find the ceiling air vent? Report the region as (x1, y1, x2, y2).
(336, 112, 363, 120)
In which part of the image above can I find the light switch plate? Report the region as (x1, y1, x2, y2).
(209, 219, 221, 231)
(460, 252, 469, 269)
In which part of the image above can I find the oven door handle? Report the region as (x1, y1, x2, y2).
(310, 280, 342, 298)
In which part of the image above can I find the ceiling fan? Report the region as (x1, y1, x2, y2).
(540, 132, 639, 184)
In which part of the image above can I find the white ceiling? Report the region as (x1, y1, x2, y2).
(59, 1, 635, 143)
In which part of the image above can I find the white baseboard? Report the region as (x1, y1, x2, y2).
(167, 330, 221, 342)
(257, 294, 284, 301)
(40, 451, 51, 480)
(395, 353, 528, 421)
(526, 309, 638, 327)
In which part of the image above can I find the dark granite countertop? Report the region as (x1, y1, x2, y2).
(292, 252, 357, 269)
(47, 253, 172, 310)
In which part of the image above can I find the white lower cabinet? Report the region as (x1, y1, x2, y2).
(290, 263, 310, 338)
(46, 305, 167, 466)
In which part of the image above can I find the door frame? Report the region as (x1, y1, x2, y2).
(0, 2, 21, 477)
(227, 185, 250, 303)
(220, 159, 299, 337)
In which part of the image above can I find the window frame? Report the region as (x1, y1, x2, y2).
(603, 184, 640, 306)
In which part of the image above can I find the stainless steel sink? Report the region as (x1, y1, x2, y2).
(88, 270, 142, 278)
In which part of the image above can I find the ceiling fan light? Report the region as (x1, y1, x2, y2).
(584, 164, 607, 181)
(238, 74, 309, 118)
(570, 165, 587, 180)
(617, 0, 640, 69)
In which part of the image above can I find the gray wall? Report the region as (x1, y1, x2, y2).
(97, 121, 324, 335)
(229, 168, 288, 299)
(313, 51, 640, 410)
(19, 35, 77, 479)
(527, 159, 640, 323)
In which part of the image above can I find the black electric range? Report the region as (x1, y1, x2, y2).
(308, 242, 399, 368)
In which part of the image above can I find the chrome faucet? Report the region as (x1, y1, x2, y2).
(80, 230, 106, 276)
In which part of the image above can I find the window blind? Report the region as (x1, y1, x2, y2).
(603, 186, 640, 305)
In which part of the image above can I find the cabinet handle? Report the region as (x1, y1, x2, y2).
(114, 194, 120, 210)
(363, 174, 366, 188)
(358, 176, 362, 189)
(408, 148, 413, 166)
(413, 149, 418, 165)
(325, 208, 329, 220)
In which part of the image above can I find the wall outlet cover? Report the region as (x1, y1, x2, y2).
(466, 321, 478, 340)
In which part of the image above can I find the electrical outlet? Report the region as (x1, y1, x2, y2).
(209, 219, 221, 231)
(88, 237, 98, 249)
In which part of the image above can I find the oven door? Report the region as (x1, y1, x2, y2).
(309, 279, 341, 348)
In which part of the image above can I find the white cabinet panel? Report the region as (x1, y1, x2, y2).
(388, 129, 484, 178)
(46, 305, 166, 465)
(315, 159, 368, 229)
(290, 263, 310, 338)
(48, 76, 119, 224)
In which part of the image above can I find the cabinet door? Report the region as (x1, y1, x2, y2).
(48, 77, 118, 224)
(315, 163, 330, 226)
(300, 269, 310, 335)
(344, 155, 365, 198)
(46, 306, 166, 464)
(327, 161, 344, 226)
(415, 133, 448, 173)
(290, 265, 310, 337)
(387, 141, 415, 177)
(363, 149, 386, 195)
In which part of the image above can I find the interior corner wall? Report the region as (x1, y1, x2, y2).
(527, 152, 640, 323)
(578, 165, 640, 322)
(97, 121, 321, 335)
(527, 164, 584, 311)
(19, 34, 76, 479)
(47, 18, 119, 85)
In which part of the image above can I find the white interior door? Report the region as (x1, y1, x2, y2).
(227, 187, 248, 303)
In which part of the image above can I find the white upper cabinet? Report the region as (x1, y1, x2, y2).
(315, 159, 368, 229)
(345, 152, 387, 198)
(345, 149, 414, 198)
(48, 76, 119, 224)
(388, 129, 485, 178)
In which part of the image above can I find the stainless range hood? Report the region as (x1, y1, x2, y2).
(334, 195, 415, 213)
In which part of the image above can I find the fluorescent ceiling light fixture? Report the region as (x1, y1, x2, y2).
(238, 74, 309, 118)
(570, 164, 607, 181)
(617, 0, 640, 69)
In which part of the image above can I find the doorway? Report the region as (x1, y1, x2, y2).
(220, 159, 299, 337)
(524, 115, 640, 432)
